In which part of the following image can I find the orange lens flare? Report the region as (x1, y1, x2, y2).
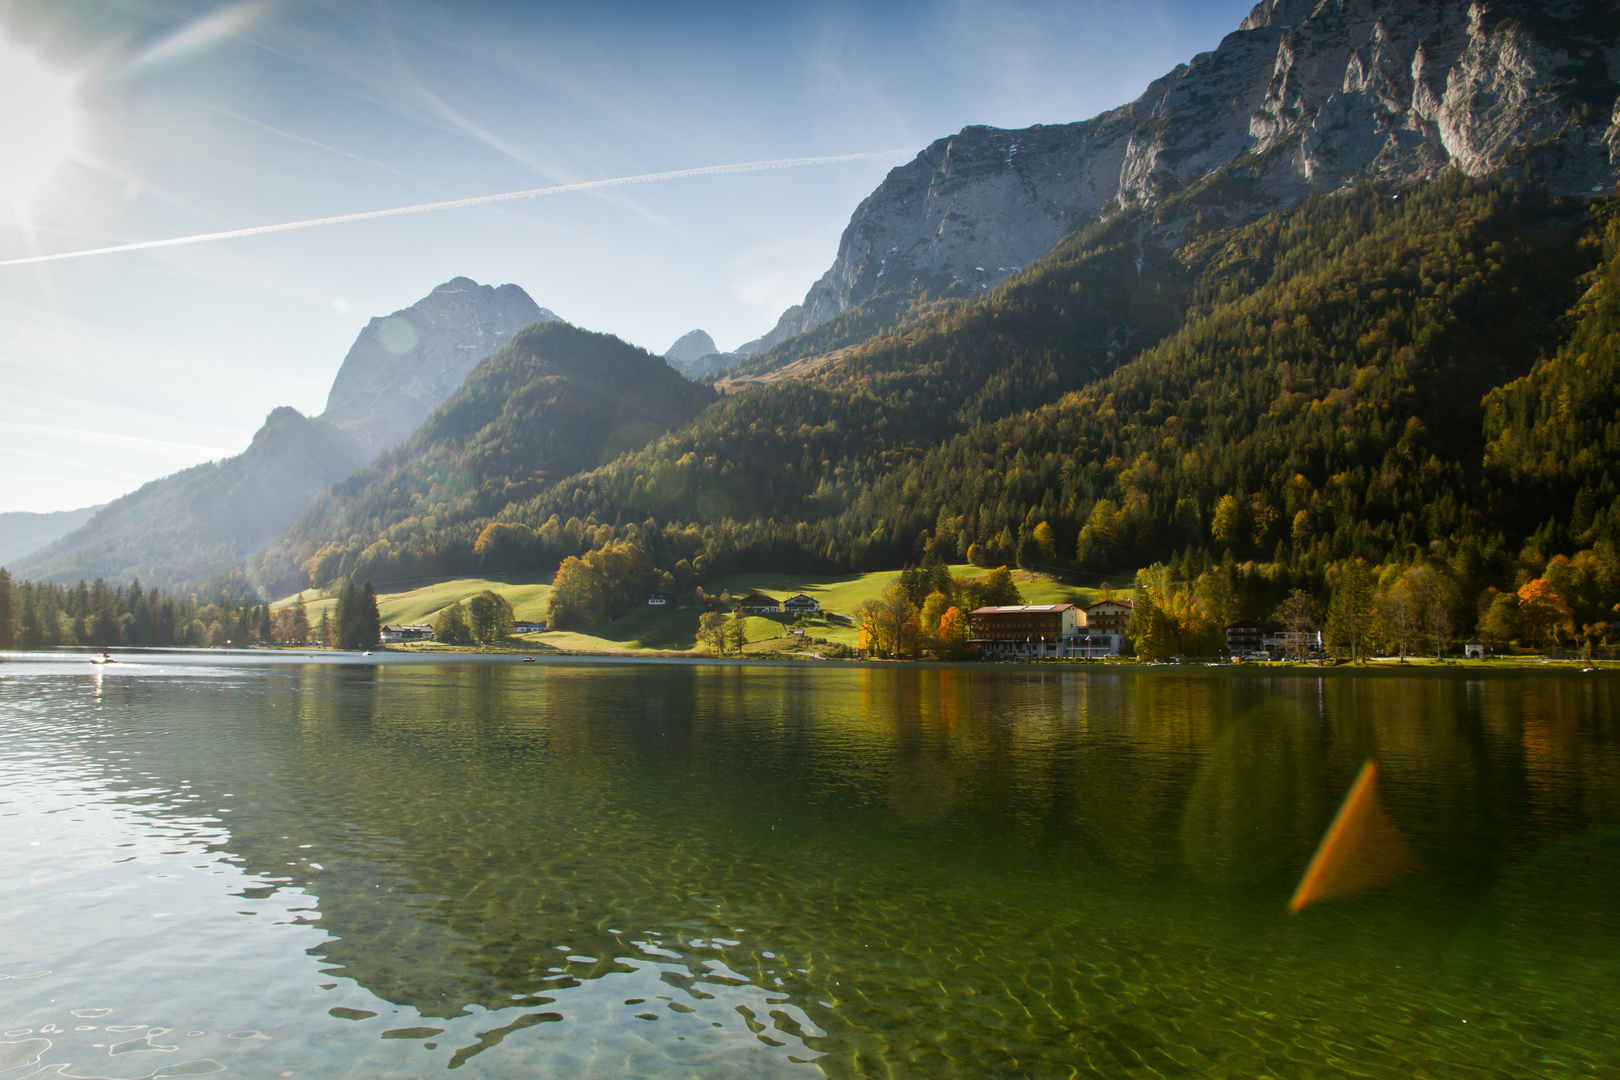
(1289, 760, 1420, 914)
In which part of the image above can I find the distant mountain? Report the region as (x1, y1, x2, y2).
(741, 0, 1620, 368)
(662, 329, 748, 382)
(663, 329, 718, 367)
(321, 277, 559, 460)
(254, 321, 717, 593)
(16, 277, 555, 592)
(12, 408, 362, 592)
(0, 505, 100, 567)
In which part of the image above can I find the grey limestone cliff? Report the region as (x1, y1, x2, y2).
(746, 0, 1620, 356)
(321, 277, 559, 460)
(663, 329, 719, 367)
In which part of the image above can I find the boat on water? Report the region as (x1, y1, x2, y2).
(523, 656, 535, 663)
(90, 652, 116, 665)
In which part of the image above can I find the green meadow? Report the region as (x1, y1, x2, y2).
(274, 565, 1119, 655)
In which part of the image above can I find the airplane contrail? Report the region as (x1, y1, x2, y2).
(0, 150, 912, 269)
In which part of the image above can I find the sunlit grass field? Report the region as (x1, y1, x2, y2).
(273, 565, 1124, 654)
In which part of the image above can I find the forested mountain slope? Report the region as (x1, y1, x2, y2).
(8, 277, 552, 594)
(831, 178, 1606, 578)
(13, 407, 363, 593)
(257, 173, 1615, 632)
(254, 322, 716, 593)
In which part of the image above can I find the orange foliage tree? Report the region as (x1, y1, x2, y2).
(1516, 578, 1574, 648)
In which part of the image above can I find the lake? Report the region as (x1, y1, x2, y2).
(1, 651, 1617, 1077)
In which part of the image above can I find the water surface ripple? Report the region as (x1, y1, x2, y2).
(1, 651, 1617, 1076)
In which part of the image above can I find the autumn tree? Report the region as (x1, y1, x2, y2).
(467, 590, 516, 642)
(1327, 560, 1376, 662)
(1126, 592, 1179, 661)
(938, 606, 969, 658)
(725, 613, 749, 655)
(1270, 588, 1321, 658)
(698, 611, 729, 654)
(1517, 578, 1574, 649)
(920, 591, 951, 654)
(434, 601, 473, 645)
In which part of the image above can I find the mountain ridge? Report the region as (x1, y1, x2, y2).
(12, 277, 556, 592)
(321, 276, 559, 461)
(740, 0, 1620, 369)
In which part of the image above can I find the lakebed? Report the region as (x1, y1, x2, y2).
(1, 651, 1616, 1077)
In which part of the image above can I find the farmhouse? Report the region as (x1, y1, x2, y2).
(735, 593, 781, 615)
(781, 594, 820, 615)
(1084, 599, 1133, 637)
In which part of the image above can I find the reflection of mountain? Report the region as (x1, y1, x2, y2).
(77, 662, 1620, 1075)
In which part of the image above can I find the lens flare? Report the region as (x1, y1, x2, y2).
(1289, 759, 1421, 914)
(0, 32, 84, 209)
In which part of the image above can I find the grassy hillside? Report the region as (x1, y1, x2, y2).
(273, 565, 1110, 654)
(275, 574, 553, 627)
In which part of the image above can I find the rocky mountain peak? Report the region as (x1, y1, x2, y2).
(320, 277, 559, 460)
(664, 329, 719, 366)
(746, 0, 1620, 358)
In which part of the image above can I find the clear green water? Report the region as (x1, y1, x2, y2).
(1, 652, 1618, 1077)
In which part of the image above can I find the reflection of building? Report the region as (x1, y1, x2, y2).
(782, 594, 820, 615)
(969, 604, 1121, 657)
(1466, 636, 1485, 658)
(381, 624, 433, 643)
(736, 593, 781, 614)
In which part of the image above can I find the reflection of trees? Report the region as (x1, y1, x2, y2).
(1180, 710, 1327, 888)
(73, 662, 1620, 1076)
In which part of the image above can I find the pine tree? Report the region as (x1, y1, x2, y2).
(335, 580, 357, 649)
(358, 581, 381, 648)
(0, 568, 12, 648)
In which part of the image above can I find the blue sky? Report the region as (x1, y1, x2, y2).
(0, 0, 1253, 513)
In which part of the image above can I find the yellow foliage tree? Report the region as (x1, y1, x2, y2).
(1517, 578, 1574, 648)
(938, 606, 969, 657)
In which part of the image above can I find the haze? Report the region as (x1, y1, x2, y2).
(0, 0, 1250, 512)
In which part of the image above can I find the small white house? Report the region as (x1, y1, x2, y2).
(1465, 636, 1485, 658)
(782, 594, 820, 615)
(646, 588, 673, 607)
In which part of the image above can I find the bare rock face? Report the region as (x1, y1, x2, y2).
(749, 0, 1620, 354)
(321, 277, 558, 460)
(663, 329, 719, 367)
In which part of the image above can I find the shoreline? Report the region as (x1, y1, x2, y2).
(7, 644, 1615, 676)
